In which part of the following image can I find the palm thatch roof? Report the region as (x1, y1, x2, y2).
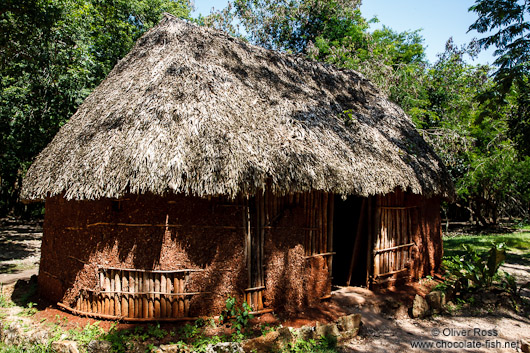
(21, 14, 454, 201)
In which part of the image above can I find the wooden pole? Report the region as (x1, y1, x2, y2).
(327, 194, 334, 272)
(179, 277, 184, 315)
(122, 273, 128, 318)
(304, 193, 309, 255)
(137, 272, 142, 318)
(317, 192, 323, 254)
(114, 271, 121, 316)
(310, 192, 315, 255)
(142, 272, 148, 318)
(173, 275, 179, 317)
(154, 273, 161, 318)
(322, 193, 328, 255)
(374, 196, 381, 278)
(260, 190, 265, 287)
(245, 196, 252, 288)
(148, 273, 154, 318)
(104, 272, 110, 315)
(347, 198, 366, 286)
(160, 274, 166, 318)
(166, 274, 172, 317)
(129, 271, 135, 318)
(98, 272, 104, 314)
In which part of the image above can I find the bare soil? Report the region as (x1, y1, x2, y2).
(0, 218, 41, 286)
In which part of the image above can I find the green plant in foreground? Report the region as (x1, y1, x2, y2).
(286, 335, 338, 353)
(443, 242, 506, 291)
(219, 296, 254, 336)
(0, 295, 14, 308)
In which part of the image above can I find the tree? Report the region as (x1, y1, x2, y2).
(468, 0, 530, 92)
(0, 0, 191, 216)
(232, 0, 362, 53)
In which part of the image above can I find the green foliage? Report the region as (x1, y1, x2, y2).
(0, 293, 14, 308)
(0, 320, 106, 353)
(231, 0, 362, 53)
(501, 271, 530, 296)
(0, 0, 191, 216)
(19, 302, 38, 316)
(286, 335, 338, 353)
(219, 296, 254, 335)
(443, 242, 506, 291)
(468, 0, 530, 93)
(444, 229, 530, 266)
(507, 75, 530, 156)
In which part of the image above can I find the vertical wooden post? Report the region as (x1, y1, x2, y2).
(137, 272, 142, 318)
(322, 193, 328, 255)
(129, 271, 135, 318)
(310, 192, 315, 255)
(317, 191, 323, 254)
(148, 273, 154, 318)
(245, 195, 252, 289)
(160, 274, 166, 318)
(114, 271, 121, 316)
(173, 275, 179, 317)
(327, 193, 334, 272)
(374, 196, 381, 278)
(260, 190, 265, 287)
(122, 272, 128, 318)
(304, 193, 309, 255)
(166, 274, 173, 317)
(178, 277, 184, 315)
(142, 272, 148, 318)
(154, 274, 161, 318)
(109, 270, 115, 316)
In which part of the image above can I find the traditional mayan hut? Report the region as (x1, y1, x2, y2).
(21, 15, 454, 321)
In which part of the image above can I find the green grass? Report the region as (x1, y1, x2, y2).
(444, 228, 530, 266)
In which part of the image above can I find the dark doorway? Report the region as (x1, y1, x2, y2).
(332, 195, 369, 286)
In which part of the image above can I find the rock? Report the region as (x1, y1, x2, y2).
(393, 304, 410, 319)
(155, 344, 192, 353)
(314, 322, 340, 340)
(242, 331, 280, 353)
(128, 341, 150, 353)
(297, 325, 314, 341)
(51, 340, 79, 353)
(1, 322, 25, 346)
(521, 339, 530, 353)
(335, 314, 361, 340)
(87, 340, 113, 353)
(276, 327, 295, 347)
(29, 330, 51, 346)
(206, 342, 244, 353)
(426, 291, 445, 313)
(412, 294, 429, 318)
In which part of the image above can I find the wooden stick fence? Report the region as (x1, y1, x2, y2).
(373, 191, 417, 280)
(72, 267, 204, 320)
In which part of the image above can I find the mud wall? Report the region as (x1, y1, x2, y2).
(39, 193, 328, 316)
(407, 195, 443, 279)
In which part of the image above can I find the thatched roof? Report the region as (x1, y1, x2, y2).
(21, 14, 454, 201)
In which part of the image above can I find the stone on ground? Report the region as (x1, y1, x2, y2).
(412, 294, 429, 318)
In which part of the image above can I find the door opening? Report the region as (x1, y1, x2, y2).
(331, 195, 369, 287)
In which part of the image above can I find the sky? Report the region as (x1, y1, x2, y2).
(190, 0, 497, 65)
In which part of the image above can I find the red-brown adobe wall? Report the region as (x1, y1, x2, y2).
(407, 195, 443, 280)
(39, 193, 327, 316)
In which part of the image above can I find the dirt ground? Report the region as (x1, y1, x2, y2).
(1, 219, 529, 352)
(0, 218, 41, 286)
(334, 287, 529, 352)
